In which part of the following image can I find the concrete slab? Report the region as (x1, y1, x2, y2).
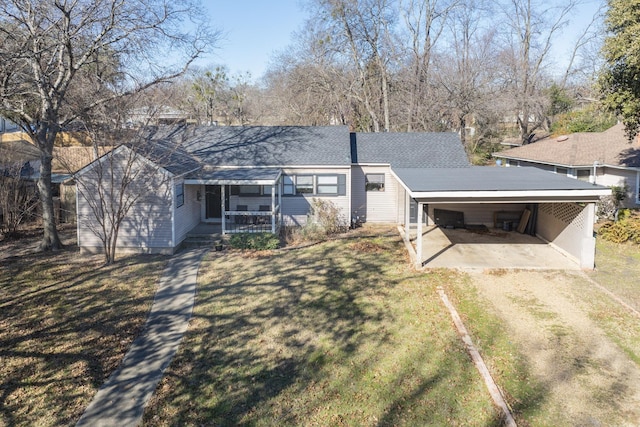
(417, 225, 579, 270)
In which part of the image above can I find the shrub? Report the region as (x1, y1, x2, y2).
(597, 184, 628, 220)
(228, 233, 280, 250)
(306, 198, 348, 235)
(598, 209, 640, 244)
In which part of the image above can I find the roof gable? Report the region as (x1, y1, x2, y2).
(132, 139, 200, 176)
(496, 124, 640, 168)
(352, 132, 469, 168)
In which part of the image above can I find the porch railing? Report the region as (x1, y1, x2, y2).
(223, 206, 281, 234)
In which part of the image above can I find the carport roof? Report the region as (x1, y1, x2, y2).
(392, 166, 611, 203)
(184, 167, 281, 185)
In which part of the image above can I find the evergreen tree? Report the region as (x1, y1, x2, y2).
(599, 0, 640, 141)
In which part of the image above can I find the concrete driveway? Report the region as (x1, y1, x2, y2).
(416, 225, 580, 270)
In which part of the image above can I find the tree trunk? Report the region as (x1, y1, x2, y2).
(37, 148, 62, 251)
(381, 69, 390, 131)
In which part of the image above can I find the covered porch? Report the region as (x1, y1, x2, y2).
(185, 168, 283, 235)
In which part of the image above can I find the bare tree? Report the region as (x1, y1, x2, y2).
(310, 0, 397, 132)
(435, 0, 498, 147)
(493, 0, 580, 143)
(398, 0, 458, 131)
(0, 0, 217, 251)
(0, 162, 38, 236)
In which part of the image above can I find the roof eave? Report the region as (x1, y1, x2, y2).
(409, 188, 611, 203)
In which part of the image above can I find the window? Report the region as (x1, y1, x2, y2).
(317, 175, 339, 194)
(576, 169, 590, 182)
(239, 185, 260, 195)
(283, 174, 346, 196)
(555, 167, 568, 176)
(283, 176, 295, 195)
(295, 175, 314, 194)
(175, 183, 184, 207)
(365, 173, 385, 191)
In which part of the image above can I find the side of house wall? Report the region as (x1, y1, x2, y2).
(174, 181, 201, 247)
(280, 167, 351, 226)
(426, 203, 529, 228)
(77, 149, 175, 254)
(351, 165, 398, 223)
(597, 167, 639, 208)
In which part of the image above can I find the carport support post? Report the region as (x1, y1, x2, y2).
(416, 201, 423, 269)
(580, 202, 597, 269)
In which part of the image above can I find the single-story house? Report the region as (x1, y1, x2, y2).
(493, 123, 640, 208)
(75, 125, 610, 268)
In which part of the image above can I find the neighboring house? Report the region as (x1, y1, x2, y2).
(75, 125, 610, 268)
(493, 124, 640, 208)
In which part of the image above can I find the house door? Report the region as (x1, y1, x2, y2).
(205, 185, 222, 219)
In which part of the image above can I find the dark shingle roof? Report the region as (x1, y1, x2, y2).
(352, 132, 470, 168)
(131, 139, 201, 176)
(186, 167, 281, 183)
(148, 125, 352, 167)
(394, 166, 606, 192)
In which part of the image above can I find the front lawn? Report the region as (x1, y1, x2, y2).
(143, 228, 511, 426)
(0, 248, 166, 427)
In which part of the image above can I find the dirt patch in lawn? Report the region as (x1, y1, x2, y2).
(468, 270, 640, 426)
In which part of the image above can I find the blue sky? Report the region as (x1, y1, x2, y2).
(197, 1, 307, 80)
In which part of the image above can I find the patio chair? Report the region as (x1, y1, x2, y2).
(258, 205, 271, 225)
(235, 205, 248, 225)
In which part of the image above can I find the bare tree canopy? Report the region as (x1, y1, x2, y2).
(260, 0, 600, 152)
(0, 0, 217, 251)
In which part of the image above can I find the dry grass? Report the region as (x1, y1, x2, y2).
(0, 241, 166, 427)
(142, 228, 508, 426)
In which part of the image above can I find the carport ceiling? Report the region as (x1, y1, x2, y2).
(392, 166, 611, 203)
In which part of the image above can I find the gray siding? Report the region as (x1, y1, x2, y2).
(174, 181, 201, 246)
(76, 148, 176, 254)
(351, 165, 399, 223)
(281, 167, 351, 226)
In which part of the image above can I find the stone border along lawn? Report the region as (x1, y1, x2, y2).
(143, 226, 544, 426)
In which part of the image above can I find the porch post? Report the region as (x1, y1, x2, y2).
(221, 184, 226, 235)
(416, 201, 423, 269)
(404, 191, 411, 242)
(278, 176, 283, 229)
(271, 183, 276, 233)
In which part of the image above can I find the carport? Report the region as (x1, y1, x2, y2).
(392, 167, 611, 269)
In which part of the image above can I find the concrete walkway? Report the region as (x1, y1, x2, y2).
(76, 248, 208, 427)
